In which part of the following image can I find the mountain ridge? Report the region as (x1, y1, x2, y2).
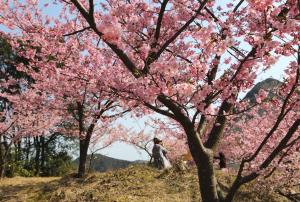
(243, 78, 282, 103)
(74, 153, 147, 172)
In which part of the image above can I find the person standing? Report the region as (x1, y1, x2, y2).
(151, 138, 172, 169)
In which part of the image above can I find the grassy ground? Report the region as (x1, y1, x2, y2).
(0, 176, 60, 202)
(0, 165, 294, 202)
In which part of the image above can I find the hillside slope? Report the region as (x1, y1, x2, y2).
(0, 165, 292, 202)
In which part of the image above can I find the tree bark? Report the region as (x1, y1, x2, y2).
(224, 177, 242, 202)
(0, 136, 11, 178)
(34, 137, 41, 176)
(0, 161, 6, 178)
(0, 143, 5, 178)
(0, 136, 4, 178)
(24, 137, 31, 168)
(157, 95, 221, 202)
(197, 154, 219, 202)
(185, 129, 220, 202)
(192, 145, 219, 202)
(77, 138, 90, 177)
(40, 136, 45, 174)
(87, 152, 94, 173)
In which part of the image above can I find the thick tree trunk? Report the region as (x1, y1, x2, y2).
(77, 137, 91, 178)
(185, 129, 220, 202)
(197, 155, 219, 202)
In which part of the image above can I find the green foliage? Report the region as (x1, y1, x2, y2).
(42, 151, 76, 176)
(0, 135, 77, 178)
(14, 164, 35, 177)
(2, 160, 34, 178)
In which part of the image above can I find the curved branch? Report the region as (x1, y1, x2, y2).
(144, 101, 176, 120)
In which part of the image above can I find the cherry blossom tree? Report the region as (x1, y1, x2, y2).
(18, 53, 129, 177)
(0, 92, 61, 177)
(117, 120, 188, 161)
(219, 83, 300, 199)
(0, 35, 44, 177)
(1, 0, 299, 201)
(86, 124, 128, 173)
(0, 17, 130, 177)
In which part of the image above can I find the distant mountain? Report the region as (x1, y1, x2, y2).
(243, 78, 282, 103)
(74, 154, 147, 172)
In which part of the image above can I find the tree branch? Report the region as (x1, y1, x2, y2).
(70, 0, 141, 78)
(204, 99, 233, 149)
(63, 26, 91, 37)
(152, 0, 169, 46)
(142, 0, 209, 74)
(0, 119, 17, 136)
(233, 0, 245, 13)
(260, 119, 300, 170)
(89, 0, 94, 17)
(144, 102, 176, 120)
(245, 65, 299, 162)
(70, 0, 90, 22)
(165, 48, 193, 63)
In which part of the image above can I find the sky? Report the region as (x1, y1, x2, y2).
(1, 0, 294, 162)
(94, 115, 152, 161)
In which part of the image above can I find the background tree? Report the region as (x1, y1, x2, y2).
(0, 24, 131, 177)
(0, 35, 34, 177)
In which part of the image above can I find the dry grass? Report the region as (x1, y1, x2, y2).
(0, 176, 60, 202)
(0, 165, 293, 202)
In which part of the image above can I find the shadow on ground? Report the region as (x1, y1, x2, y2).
(0, 165, 295, 202)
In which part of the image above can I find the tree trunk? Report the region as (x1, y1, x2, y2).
(40, 136, 45, 175)
(0, 151, 10, 178)
(25, 137, 31, 167)
(224, 178, 241, 202)
(0, 145, 5, 178)
(156, 94, 227, 201)
(14, 142, 18, 162)
(197, 156, 219, 202)
(77, 137, 91, 178)
(87, 152, 94, 173)
(185, 129, 220, 202)
(0, 161, 6, 178)
(0, 136, 4, 178)
(34, 137, 40, 176)
(0, 136, 11, 178)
